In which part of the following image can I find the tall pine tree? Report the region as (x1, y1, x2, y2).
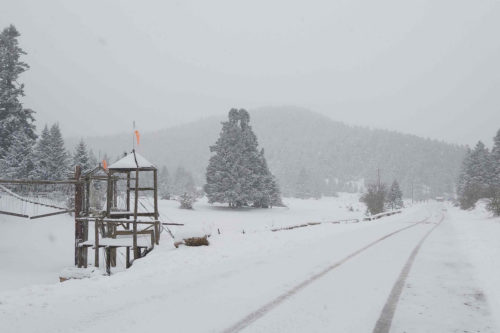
(72, 139, 92, 171)
(491, 129, 500, 188)
(30, 125, 52, 180)
(205, 108, 282, 208)
(31, 124, 69, 180)
(487, 129, 500, 215)
(387, 180, 404, 209)
(48, 124, 69, 179)
(0, 130, 35, 178)
(0, 25, 36, 158)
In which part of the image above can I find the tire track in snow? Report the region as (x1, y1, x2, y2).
(372, 214, 445, 333)
(221, 216, 432, 333)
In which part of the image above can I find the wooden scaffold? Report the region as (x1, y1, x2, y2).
(75, 149, 162, 274)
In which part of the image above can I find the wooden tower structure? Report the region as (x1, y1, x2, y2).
(76, 150, 161, 274)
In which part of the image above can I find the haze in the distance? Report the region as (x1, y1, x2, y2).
(2, 0, 499, 146)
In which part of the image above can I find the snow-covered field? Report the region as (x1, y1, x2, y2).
(1, 195, 499, 332)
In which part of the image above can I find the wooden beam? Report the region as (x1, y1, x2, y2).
(153, 169, 159, 245)
(74, 165, 82, 267)
(0, 210, 29, 218)
(133, 169, 139, 259)
(94, 219, 100, 267)
(0, 179, 79, 185)
(30, 209, 73, 219)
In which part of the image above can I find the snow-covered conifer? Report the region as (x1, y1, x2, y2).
(0, 130, 35, 178)
(159, 166, 171, 199)
(72, 139, 91, 171)
(0, 25, 36, 158)
(172, 166, 195, 196)
(387, 180, 404, 209)
(48, 124, 70, 179)
(205, 108, 282, 207)
(30, 125, 52, 180)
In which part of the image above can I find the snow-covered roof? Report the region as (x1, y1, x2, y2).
(108, 152, 156, 170)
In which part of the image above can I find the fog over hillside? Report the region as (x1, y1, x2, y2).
(70, 107, 465, 199)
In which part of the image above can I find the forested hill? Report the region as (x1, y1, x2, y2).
(74, 107, 466, 199)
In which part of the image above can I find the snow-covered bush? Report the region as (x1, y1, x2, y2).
(178, 192, 196, 209)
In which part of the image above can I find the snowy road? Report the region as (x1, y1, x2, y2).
(1, 202, 498, 332)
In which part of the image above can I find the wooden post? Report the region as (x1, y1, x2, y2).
(105, 247, 111, 275)
(85, 178, 90, 215)
(74, 165, 83, 267)
(126, 172, 131, 230)
(106, 171, 113, 217)
(133, 169, 139, 259)
(111, 223, 116, 267)
(94, 219, 100, 267)
(82, 220, 88, 268)
(112, 176, 117, 209)
(153, 169, 160, 245)
(126, 247, 130, 268)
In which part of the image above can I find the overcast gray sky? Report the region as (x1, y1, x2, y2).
(2, 0, 500, 146)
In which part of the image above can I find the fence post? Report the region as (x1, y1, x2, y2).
(74, 165, 83, 267)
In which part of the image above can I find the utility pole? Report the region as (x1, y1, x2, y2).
(377, 168, 381, 189)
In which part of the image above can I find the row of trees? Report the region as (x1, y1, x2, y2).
(360, 179, 403, 215)
(456, 130, 500, 215)
(205, 109, 282, 208)
(0, 24, 109, 182)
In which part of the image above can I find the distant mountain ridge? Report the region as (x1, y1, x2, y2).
(71, 107, 465, 198)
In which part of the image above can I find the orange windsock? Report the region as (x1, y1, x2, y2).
(134, 130, 140, 146)
(102, 160, 107, 170)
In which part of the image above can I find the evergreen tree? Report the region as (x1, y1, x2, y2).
(172, 166, 195, 196)
(48, 123, 69, 179)
(294, 167, 321, 199)
(487, 129, 500, 215)
(490, 129, 500, 188)
(31, 124, 69, 180)
(0, 25, 36, 158)
(457, 141, 491, 209)
(295, 168, 312, 199)
(72, 139, 91, 171)
(30, 125, 52, 180)
(205, 108, 282, 207)
(0, 130, 35, 178)
(387, 180, 404, 209)
(159, 166, 171, 199)
(88, 149, 98, 168)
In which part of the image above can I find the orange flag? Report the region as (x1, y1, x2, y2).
(135, 130, 140, 146)
(102, 160, 107, 170)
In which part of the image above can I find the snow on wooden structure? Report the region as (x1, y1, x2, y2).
(76, 149, 161, 274)
(0, 149, 164, 277)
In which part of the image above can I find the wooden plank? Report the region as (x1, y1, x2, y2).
(30, 209, 73, 219)
(126, 172, 130, 217)
(0, 210, 29, 218)
(94, 219, 100, 267)
(153, 169, 159, 245)
(115, 230, 154, 236)
(74, 165, 82, 267)
(128, 187, 155, 191)
(133, 168, 139, 259)
(0, 179, 79, 185)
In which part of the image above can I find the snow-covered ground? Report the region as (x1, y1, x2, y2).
(0, 196, 499, 332)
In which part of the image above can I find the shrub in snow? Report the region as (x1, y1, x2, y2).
(360, 183, 387, 215)
(179, 192, 196, 209)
